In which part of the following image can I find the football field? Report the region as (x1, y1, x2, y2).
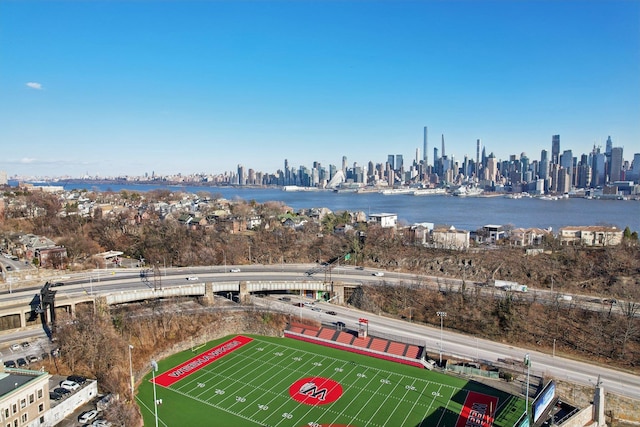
(137, 335, 525, 427)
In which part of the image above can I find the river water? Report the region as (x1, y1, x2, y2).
(27, 182, 640, 232)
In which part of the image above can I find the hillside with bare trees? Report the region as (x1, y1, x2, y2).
(1, 188, 639, 388)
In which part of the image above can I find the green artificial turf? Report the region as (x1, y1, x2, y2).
(137, 335, 526, 427)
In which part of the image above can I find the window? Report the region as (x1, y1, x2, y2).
(39, 417, 44, 424)
(4, 408, 8, 418)
(19, 399, 25, 410)
(11, 404, 16, 414)
(29, 394, 34, 404)
(20, 414, 27, 423)
(38, 403, 44, 413)
(37, 389, 43, 399)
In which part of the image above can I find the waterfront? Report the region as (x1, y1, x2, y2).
(26, 182, 640, 232)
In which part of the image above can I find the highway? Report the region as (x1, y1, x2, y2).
(1, 264, 638, 401)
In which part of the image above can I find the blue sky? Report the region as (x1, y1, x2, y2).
(1, 0, 639, 178)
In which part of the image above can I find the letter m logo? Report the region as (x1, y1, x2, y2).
(298, 382, 327, 401)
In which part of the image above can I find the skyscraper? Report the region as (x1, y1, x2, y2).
(395, 154, 404, 171)
(551, 135, 560, 164)
(423, 126, 428, 165)
(387, 155, 395, 170)
(441, 134, 446, 158)
(476, 139, 481, 178)
(610, 147, 623, 182)
(539, 149, 549, 180)
(605, 136, 613, 156)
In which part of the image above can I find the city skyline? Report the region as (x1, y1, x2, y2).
(1, 0, 639, 178)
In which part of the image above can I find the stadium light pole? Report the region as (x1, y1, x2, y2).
(128, 344, 134, 398)
(151, 360, 159, 427)
(437, 311, 447, 366)
(524, 353, 531, 422)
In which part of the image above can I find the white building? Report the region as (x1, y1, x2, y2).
(368, 213, 397, 228)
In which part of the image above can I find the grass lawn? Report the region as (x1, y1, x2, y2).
(136, 335, 526, 427)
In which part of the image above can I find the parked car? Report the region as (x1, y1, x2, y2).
(16, 358, 28, 367)
(91, 419, 112, 427)
(10, 343, 20, 351)
(27, 355, 39, 364)
(60, 380, 80, 391)
(230, 268, 241, 273)
(49, 391, 63, 401)
(21, 342, 30, 349)
(78, 410, 99, 424)
(53, 387, 70, 396)
(3, 360, 16, 368)
(67, 374, 87, 385)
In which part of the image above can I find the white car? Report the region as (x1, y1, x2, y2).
(60, 380, 80, 391)
(10, 343, 20, 352)
(230, 268, 241, 273)
(186, 276, 199, 281)
(373, 271, 384, 277)
(78, 409, 99, 424)
(91, 419, 112, 427)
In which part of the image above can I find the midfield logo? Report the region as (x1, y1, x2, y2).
(289, 377, 343, 405)
(298, 381, 328, 401)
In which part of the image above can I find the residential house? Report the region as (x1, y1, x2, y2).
(408, 222, 435, 245)
(431, 226, 470, 250)
(509, 228, 551, 247)
(559, 226, 623, 247)
(475, 225, 505, 244)
(368, 213, 397, 229)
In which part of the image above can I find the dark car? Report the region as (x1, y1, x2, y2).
(336, 321, 346, 328)
(53, 387, 70, 396)
(67, 375, 87, 385)
(16, 358, 28, 367)
(3, 360, 16, 368)
(325, 311, 337, 315)
(49, 391, 63, 401)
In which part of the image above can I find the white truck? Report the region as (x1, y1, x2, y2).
(492, 280, 528, 293)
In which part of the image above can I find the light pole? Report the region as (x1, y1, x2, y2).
(437, 311, 447, 366)
(128, 345, 134, 398)
(524, 353, 531, 422)
(151, 360, 159, 427)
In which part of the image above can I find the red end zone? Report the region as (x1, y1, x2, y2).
(455, 391, 498, 427)
(152, 335, 253, 387)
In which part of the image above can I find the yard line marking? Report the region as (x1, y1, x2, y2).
(432, 384, 458, 427)
(331, 366, 385, 427)
(420, 383, 444, 425)
(187, 340, 281, 404)
(398, 378, 424, 427)
(363, 373, 403, 427)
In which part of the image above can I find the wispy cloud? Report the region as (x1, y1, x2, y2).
(25, 82, 43, 90)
